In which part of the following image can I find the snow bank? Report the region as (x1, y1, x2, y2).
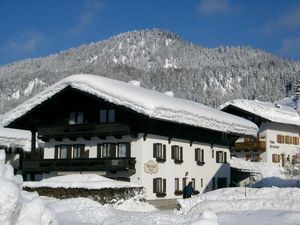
(177, 187, 300, 215)
(0, 150, 57, 225)
(0, 127, 31, 152)
(190, 211, 219, 225)
(229, 157, 283, 178)
(220, 99, 300, 127)
(2, 74, 258, 136)
(24, 174, 141, 189)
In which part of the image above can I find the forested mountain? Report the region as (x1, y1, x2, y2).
(0, 29, 299, 114)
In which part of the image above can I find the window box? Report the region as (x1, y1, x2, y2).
(156, 192, 167, 198)
(174, 159, 183, 164)
(193, 190, 200, 195)
(174, 190, 183, 196)
(156, 158, 166, 163)
(196, 161, 205, 166)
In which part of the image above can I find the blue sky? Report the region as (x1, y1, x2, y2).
(0, 0, 299, 65)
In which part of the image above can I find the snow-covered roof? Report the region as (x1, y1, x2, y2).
(0, 127, 31, 151)
(220, 99, 300, 127)
(23, 174, 141, 189)
(2, 74, 258, 136)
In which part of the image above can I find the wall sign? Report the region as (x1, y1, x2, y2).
(144, 160, 158, 174)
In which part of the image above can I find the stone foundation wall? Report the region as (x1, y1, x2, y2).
(24, 186, 145, 204)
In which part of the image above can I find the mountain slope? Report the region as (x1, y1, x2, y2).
(0, 29, 299, 114)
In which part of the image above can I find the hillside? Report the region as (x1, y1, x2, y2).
(0, 29, 299, 114)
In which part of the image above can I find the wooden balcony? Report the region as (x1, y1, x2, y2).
(233, 141, 266, 152)
(22, 157, 136, 174)
(37, 123, 131, 140)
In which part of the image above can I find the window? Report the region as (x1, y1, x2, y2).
(216, 151, 227, 163)
(246, 154, 261, 162)
(212, 150, 214, 158)
(73, 144, 85, 158)
(118, 143, 129, 157)
(100, 110, 107, 123)
(216, 151, 223, 163)
(97, 143, 116, 158)
(55, 145, 72, 159)
(153, 178, 166, 197)
(171, 145, 183, 163)
(153, 143, 166, 162)
(108, 109, 115, 123)
(277, 135, 284, 143)
(174, 178, 182, 195)
(201, 178, 203, 188)
(195, 148, 205, 165)
(293, 137, 299, 145)
(191, 178, 196, 189)
(285, 136, 292, 144)
(272, 154, 280, 163)
(100, 109, 116, 123)
(97, 143, 130, 158)
(69, 112, 84, 125)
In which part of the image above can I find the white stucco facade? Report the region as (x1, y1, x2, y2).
(42, 133, 230, 200)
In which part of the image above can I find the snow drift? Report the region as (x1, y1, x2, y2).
(0, 150, 57, 225)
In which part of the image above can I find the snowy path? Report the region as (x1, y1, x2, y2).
(46, 197, 300, 225)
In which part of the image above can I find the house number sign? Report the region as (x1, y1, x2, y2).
(144, 160, 159, 174)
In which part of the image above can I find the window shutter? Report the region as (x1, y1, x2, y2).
(153, 143, 157, 158)
(216, 151, 220, 163)
(84, 149, 90, 158)
(67, 145, 72, 158)
(54, 146, 58, 159)
(153, 178, 157, 193)
(180, 147, 183, 161)
(163, 179, 166, 193)
(163, 145, 166, 160)
(171, 146, 174, 159)
(272, 154, 276, 163)
(80, 145, 85, 157)
(126, 143, 131, 157)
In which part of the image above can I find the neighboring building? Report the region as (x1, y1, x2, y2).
(0, 127, 31, 173)
(2, 74, 257, 202)
(220, 99, 300, 168)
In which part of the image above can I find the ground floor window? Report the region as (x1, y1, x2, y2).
(246, 154, 260, 162)
(272, 154, 281, 163)
(153, 178, 166, 197)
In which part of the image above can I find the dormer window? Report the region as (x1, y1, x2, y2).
(69, 112, 84, 125)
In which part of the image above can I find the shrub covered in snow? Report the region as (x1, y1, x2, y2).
(0, 150, 57, 225)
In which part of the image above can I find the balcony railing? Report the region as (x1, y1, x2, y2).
(233, 141, 266, 152)
(37, 123, 131, 139)
(22, 157, 136, 174)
